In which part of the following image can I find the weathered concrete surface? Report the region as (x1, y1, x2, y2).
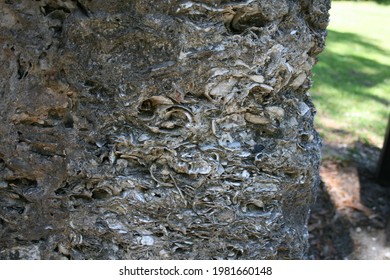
(0, 0, 330, 259)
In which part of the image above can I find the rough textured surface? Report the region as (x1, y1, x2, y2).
(0, 0, 330, 259)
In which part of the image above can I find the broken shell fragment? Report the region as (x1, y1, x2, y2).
(147, 96, 174, 106)
(298, 102, 311, 116)
(210, 68, 230, 78)
(207, 78, 237, 102)
(248, 83, 274, 94)
(291, 72, 307, 89)
(140, 235, 155, 246)
(248, 75, 265, 83)
(266, 106, 285, 120)
(245, 113, 271, 125)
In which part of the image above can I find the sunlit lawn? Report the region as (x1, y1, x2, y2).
(311, 1, 390, 147)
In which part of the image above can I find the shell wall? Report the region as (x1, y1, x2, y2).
(0, 0, 330, 259)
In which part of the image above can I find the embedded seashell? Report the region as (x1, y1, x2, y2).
(234, 59, 251, 68)
(266, 106, 285, 120)
(241, 170, 250, 179)
(210, 68, 229, 77)
(188, 161, 212, 175)
(58, 243, 70, 256)
(159, 249, 170, 258)
(247, 83, 273, 94)
(300, 133, 314, 142)
(245, 113, 270, 125)
(298, 102, 310, 116)
(208, 78, 237, 101)
(157, 105, 194, 132)
(95, 140, 106, 148)
(161, 106, 194, 124)
(248, 75, 265, 83)
(289, 117, 299, 126)
(250, 199, 264, 208)
(218, 134, 242, 149)
(0, 181, 7, 189)
(147, 96, 174, 106)
(141, 235, 155, 246)
(138, 134, 150, 142)
(285, 62, 294, 73)
(106, 219, 128, 234)
(291, 72, 307, 89)
(178, 50, 191, 60)
(70, 232, 83, 245)
(138, 96, 174, 121)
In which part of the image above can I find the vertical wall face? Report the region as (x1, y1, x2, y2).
(0, 0, 330, 259)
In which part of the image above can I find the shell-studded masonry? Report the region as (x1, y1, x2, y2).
(0, 0, 330, 259)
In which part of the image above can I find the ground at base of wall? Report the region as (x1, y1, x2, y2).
(308, 141, 390, 260)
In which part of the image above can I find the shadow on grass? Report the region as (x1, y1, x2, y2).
(325, 29, 387, 54)
(312, 30, 390, 143)
(313, 30, 390, 108)
(375, 0, 390, 4)
(333, 0, 390, 5)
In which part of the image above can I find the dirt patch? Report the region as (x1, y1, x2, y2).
(308, 141, 390, 259)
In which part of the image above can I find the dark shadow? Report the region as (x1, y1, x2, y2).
(308, 180, 354, 259)
(309, 139, 390, 259)
(325, 30, 388, 54)
(377, 115, 390, 185)
(354, 140, 390, 240)
(355, 142, 390, 249)
(375, 0, 390, 5)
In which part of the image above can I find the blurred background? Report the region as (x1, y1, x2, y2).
(308, 0, 390, 259)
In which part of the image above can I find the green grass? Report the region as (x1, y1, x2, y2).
(311, 1, 390, 147)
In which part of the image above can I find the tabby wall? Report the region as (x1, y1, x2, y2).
(0, 0, 330, 259)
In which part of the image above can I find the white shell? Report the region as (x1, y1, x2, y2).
(245, 113, 270, 125)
